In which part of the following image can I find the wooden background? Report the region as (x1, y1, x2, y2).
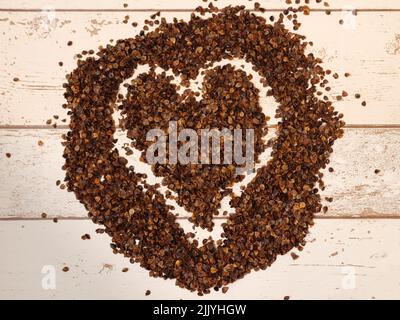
(0, 0, 399, 299)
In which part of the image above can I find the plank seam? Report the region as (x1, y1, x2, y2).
(2, 124, 400, 130)
(1, 8, 400, 12)
(1, 215, 400, 221)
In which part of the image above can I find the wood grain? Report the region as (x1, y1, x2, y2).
(0, 11, 400, 125)
(1, 128, 399, 219)
(2, 0, 400, 10)
(0, 0, 399, 301)
(0, 219, 399, 299)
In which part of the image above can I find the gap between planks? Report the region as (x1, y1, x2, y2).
(1, 8, 400, 12)
(2, 124, 400, 130)
(2, 216, 400, 221)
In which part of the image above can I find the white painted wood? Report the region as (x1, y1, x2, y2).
(0, 0, 399, 301)
(1, 0, 400, 10)
(0, 219, 399, 299)
(0, 11, 400, 125)
(1, 128, 399, 218)
(322, 128, 400, 217)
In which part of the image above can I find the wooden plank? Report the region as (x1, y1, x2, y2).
(322, 128, 400, 217)
(1, 128, 399, 219)
(0, 219, 399, 299)
(0, 11, 400, 125)
(2, 0, 400, 10)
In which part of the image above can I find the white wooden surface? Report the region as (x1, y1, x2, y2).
(1, 11, 400, 125)
(2, 0, 400, 10)
(1, 128, 399, 218)
(1, 219, 399, 300)
(0, 0, 399, 299)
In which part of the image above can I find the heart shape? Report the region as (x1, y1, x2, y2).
(63, 5, 345, 295)
(119, 64, 268, 230)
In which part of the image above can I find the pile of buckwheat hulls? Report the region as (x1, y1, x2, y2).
(62, 2, 346, 294)
(120, 64, 268, 230)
